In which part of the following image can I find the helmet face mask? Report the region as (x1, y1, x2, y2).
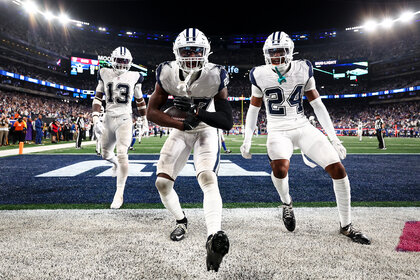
(263, 31, 294, 71)
(111, 46, 132, 75)
(173, 28, 210, 72)
(266, 47, 290, 66)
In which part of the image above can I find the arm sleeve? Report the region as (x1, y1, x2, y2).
(251, 85, 264, 98)
(134, 83, 143, 99)
(243, 104, 260, 144)
(96, 69, 105, 93)
(197, 99, 233, 131)
(304, 76, 316, 91)
(96, 80, 104, 93)
(310, 97, 339, 142)
(134, 73, 144, 99)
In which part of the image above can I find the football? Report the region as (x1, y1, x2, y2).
(164, 106, 187, 121)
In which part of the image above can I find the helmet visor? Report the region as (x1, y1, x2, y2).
(179, 46, 204, 57)
(113, 57, 131, 71)
(177, 46, 206, 71)
(266, 48, 290, 65)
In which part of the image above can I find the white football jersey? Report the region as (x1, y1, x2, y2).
(156, 61, 229, 131)
(250, 60, 315, 131)
(96, 68, 144, 117)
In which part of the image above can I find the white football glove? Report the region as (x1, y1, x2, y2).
(331, 139, 346, 160)
(94, 121, 104, 136)
(240, 142, 252, 159)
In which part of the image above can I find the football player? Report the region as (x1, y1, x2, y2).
(92, 46, 147, 209)
(146, 28, 232, 272)
(95, 106, 105, 156)
(357, 120, 363, 142)
(129, 116, 148, 150)
(241, 31, 370, 245)
(219, 129, 231, 153)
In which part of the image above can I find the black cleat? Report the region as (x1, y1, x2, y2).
(340, 223, 371, 245)
(282, 201, 296, 232)
(206, 231, 230, 272)
(170, 218, 187, 241)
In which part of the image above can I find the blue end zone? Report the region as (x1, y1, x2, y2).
(0, 154, 419, 205)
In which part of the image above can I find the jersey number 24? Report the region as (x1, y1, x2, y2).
(264, 85, 304, 115)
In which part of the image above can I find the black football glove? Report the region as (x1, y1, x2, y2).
(174, 96, 194, 112)
(183, 112, 201, 131)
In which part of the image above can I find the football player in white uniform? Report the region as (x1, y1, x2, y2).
(129, 116, 148, 150)
(241, 31, 370, 245)
(146, 28, 232, 272)
(357, 120, 363, 142)
(92, 46, 147, 209)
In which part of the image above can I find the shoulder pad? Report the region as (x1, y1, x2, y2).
(249, 66, 264, 91)
(97, 68, 104, 82)
(303, 59, 314, 78)
(136, 72, 144, 85)
(156, 61, 172, 87)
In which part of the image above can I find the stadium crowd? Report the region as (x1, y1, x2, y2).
(1, 86, 419, 147)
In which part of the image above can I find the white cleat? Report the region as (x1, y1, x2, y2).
(110, 193, 123, 209)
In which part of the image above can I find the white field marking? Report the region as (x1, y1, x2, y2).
(36, 159, 270, 177)
(0, 141, 96, 157)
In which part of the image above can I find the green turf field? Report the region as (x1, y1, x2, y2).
(28, 135, 420, 154)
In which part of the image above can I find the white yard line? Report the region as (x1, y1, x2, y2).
(0, 141, 96, 157)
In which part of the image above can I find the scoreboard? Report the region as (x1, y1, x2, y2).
(70, 56, 100, 76)
(69, 54, 147, 77)
(313, 59, 368, 82)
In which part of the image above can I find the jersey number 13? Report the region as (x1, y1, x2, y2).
(106, 82, 130, 104)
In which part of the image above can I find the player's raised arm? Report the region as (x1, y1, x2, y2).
(305, 87, 346, 159)
(92, 74, 105, 135)
(241, 85, 263, 159)
(146, 82, 184, 130)
(133, 74, 147, 116)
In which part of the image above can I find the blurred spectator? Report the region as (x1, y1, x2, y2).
(0, 113, 10, 146)
(51, 120, 59, 143)
(35, 114, 43, 144)
(13, 117, 26, 143)
(25, 116, 33, 143)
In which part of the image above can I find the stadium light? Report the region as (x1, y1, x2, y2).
(363, 20, 378, 32)
(59, 13, 70, 25)
(23, 1, 38, 14)
(43, 11, 55, 21)
(380, 18, 394, 29)
(399, 11, 415, 22)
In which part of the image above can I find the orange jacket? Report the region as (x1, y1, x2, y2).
(13, 121, 27, 131)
